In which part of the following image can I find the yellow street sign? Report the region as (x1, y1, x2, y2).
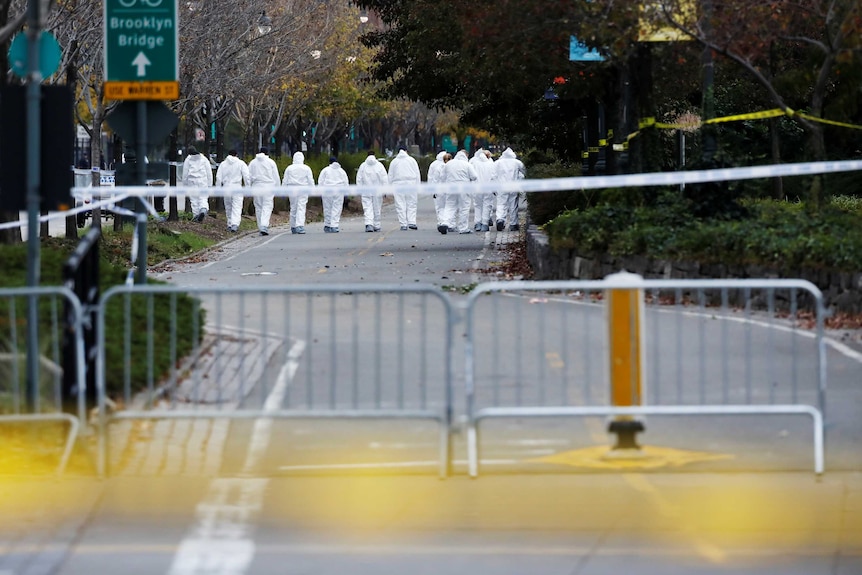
(105, 81, 179, 100)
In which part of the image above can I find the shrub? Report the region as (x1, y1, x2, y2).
(526, 161, 583, 226)
(544, 195, 862, 272)
(0, 241, 202, 403)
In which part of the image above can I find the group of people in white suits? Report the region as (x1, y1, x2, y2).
(185, 145, 524, 236)
(430, 146, 526, 235)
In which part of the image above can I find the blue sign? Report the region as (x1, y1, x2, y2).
(569, 36, 604, 62)
(8, 31, 63, 78)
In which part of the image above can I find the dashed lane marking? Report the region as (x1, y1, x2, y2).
(167, 340, 305, 575)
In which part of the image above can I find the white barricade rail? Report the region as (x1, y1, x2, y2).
(464, 278, 827, 477)
(95, 284, 456, 478)
(0, 287, 87, 475)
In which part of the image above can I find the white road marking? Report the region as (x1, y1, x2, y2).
(277, 459, 517, 472)
(365, 439, 569, 450)
(240, 341, 305, 473)
(210, 233, 283, 267)
(470, 228, 494, 284)
(513, 292, 862, 364)
(167, 340, 304, 575)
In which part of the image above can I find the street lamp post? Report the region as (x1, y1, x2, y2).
(25, 0, 43, 410)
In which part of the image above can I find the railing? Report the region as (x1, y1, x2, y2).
(95, 284, 456, 478)
(3, 278, 831, 478)
(0, 287, 86, 475)
(463, 278, 827, 476)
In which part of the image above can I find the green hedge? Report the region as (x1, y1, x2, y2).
(545, 193, 862, 272)
(525, 161, 582, 226)
(0, 240, 202, 404)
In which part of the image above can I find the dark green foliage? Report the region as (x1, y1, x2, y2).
(0, 240, 202, 403)
(525, 160, 582, 226)
(101, 291, 203, 399)
(545, 194, 862, 272)
(681, 155, 748, 220)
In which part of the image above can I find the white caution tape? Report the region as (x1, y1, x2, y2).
(0, 194, 132, 231)
(10, 159, 861, 232)
(70, 159, 862, 199)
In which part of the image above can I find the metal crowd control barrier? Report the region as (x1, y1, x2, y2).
(0, 287, 86, 475)
(464, 278, 827, 477)
(95, 284, 456, 478)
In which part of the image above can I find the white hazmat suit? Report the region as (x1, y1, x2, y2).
(282, 151, 315, 234)
(426, 151, 448, 226)
(441, 150, 478, 234)
(215, 152, 250, 232)
(387, 149, 421, 230)
(470, 149, 497, 232)
(494, 147, 526, 231)
(247, 149, 280, 235)
(356, 153, 388, 232)
(318, 158, 349, 232)
(182, 148, 213, 221)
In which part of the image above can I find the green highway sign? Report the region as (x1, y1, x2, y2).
(104, 0, 178, 84)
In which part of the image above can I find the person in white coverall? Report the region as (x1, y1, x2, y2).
(181, 146, 213, 222)
(282, 151, 315, 234)
(247, 146, 280, 235)
(440, 150, 478, 234)
(356, 150, 388, 232)
(426, 151, 448, 228)
(495, 147, 526, 231)
(470, 149, 497, 232)
(215, 149, 250, 232)
(318, 156, 349, 233)
(388, 147, 421, 230)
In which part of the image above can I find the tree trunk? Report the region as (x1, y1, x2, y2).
(90, 114, 102, 231)
(805, 51, 833, 210)
(769, 117, 783, 200)
(806, 123, 826, 210)
(40, 209, 49, 238)
(0, 213, 21, 244)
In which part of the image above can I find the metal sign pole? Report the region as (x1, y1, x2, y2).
(25, 0, 42, 411)
(135, 100, 148, 284)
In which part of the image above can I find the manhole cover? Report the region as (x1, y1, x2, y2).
(241, 271, 278, 277)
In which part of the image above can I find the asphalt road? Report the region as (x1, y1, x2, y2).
(150, 196, 499, 289)
(3, 197, 861, 575)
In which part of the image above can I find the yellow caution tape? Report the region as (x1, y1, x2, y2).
(638, 117, 655, 129)
(586, 106, 862, 157)
(797, 111, 862, 130)
(703, 108, 786, 124)
(620, 108, 862, 150)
